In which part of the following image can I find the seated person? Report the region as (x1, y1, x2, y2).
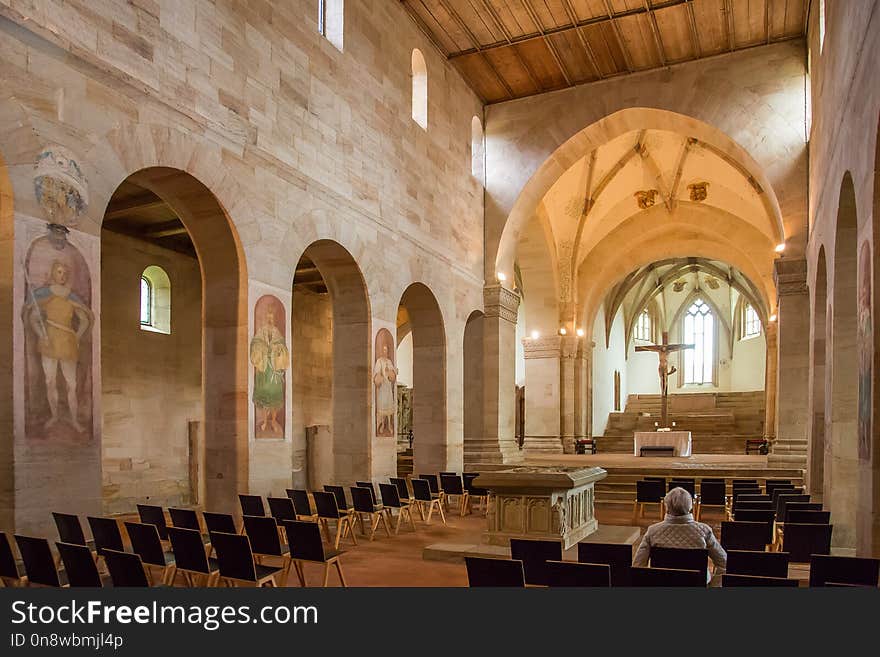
(633, 486, 727, 583)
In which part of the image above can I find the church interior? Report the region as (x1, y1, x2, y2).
(0, 0, 878, 589)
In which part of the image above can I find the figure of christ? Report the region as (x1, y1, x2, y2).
(373, 345, 397, 436)
(24, 260, 92, 432)
(635, 331, 692, 428)
(249, 307, 289, 434)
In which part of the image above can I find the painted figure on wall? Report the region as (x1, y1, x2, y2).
(22, 225, 93, 440)
(857, 241, 872, 461)
(250, 295, 289, 439)
(374, 328, 397, 437)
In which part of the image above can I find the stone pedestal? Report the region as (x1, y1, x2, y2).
(475, 465, 607, 549)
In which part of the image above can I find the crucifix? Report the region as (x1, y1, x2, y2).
(635, 331, 693, 429)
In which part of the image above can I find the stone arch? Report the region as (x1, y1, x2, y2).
(808, 245, 829, 498)
(830, 171, 859, 550)
(463, 309, 484, 465)
(864, 115, 880, 556)
(292, 239, 371, 486)
(398, 282, 446, 473)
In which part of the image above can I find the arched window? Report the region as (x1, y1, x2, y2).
(683, 298, 714, 384)
(411, 49, 427, 130)
(742, 303, 761, 338)
(318, 0, 344, 51)
(140, 265, 171, 334)
(471, 116, 484, 181)
(818, 0, 826, 54)
(634, 308, 652, 342)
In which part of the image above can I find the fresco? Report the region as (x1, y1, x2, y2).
(373, 328, 397, 437)
(250, 295, 289, 439)
(858, 240, 872, 461)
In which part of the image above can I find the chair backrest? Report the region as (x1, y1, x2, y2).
(124, 522, 167, 567)
(636, 479, 666, 503)
(464, 557, 525, 587)
(782, 502, 823, 520)
(668, 479, 696, 498)
(698, 481, 726, 506)
(312, 490, 342, 519)
(282, 520, 326, 563)
(726, 549, 790, 578)
(775, 494, 810, 520)
(809, 554, 880, 587)
(103, 549, 150, 587)
(722, 573, 799, 587)
(417, 474, 440, 494)
(286, 489, 313, 517)
(510, 539, 563, 586)
(87, 516, 124, 554)
(631, 566, 705, 587)
(736, 494, 771, 504)
(350, 486, 376, 513)
(169, 508, 201, 532)
(15, 535, 61, 587)
(239, 494, 266, 517)
(57, 542, 102, 587)
(355, 482, 378, 504)
(734, 509, 776, 526)
(267, 497, 297, 522)
(390, 477, 410, 500)
(644, 476, 666, 485)
(765, 480, 794, 497)
(545, 560, 611, 587)
(577, 542, 633, 586)
(410, 478, 434, 502)
(52, 512, 88, 546)
(379, 482, 403, 508)
(323, 485, 349, 511)
(136, 504, 169, 540)
(734, 502, 774, 514)
(242, 515, 283, 556)
(0, 532, 19, 580)
(782, 523, 833, 563)
(650, 546, 708, 580)
(203, 512, 237, 536)
(732, 478, 758, 487)
(786, 510, 830, 525)
(440, 474, 464, 496)
(210, 531, 257, 582)
(732, 487, 762, 501)
(167, 527, 210, 574)
(772, 487, 805, 503)
(721, 521, 773, 551)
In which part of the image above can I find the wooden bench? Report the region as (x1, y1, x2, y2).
(639, 446, 675, 457)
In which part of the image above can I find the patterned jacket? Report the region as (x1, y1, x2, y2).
(633, 513, 727, 575)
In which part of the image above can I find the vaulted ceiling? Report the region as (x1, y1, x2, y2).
(400, 0, 808, 103)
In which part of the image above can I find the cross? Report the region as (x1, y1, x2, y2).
(635, 331, 693, 429)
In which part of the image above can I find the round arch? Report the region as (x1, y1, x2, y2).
(463, 309, 484, 465)
(808, 244, 829, 497)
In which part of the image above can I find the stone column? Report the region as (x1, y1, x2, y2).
(768, 258, 810, 467)
(559, 335, 582, 453)
(470, 284, 522, 464)
(574, 341, 591, 440)
(522, 336, 563, 455)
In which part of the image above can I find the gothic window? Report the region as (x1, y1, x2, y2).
(635, 309, 652, 342)
(683, 298, 714, 384)
(742, 303, 761, 338)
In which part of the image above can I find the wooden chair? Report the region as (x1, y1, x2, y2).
(417, 474, 444, 503)
(313, 490, 358, 548)
(15, 535, 64, 587)
(56, 542, 105, 587)
(267, 497, 297, 523)
(169, 508, 202, 531)
(286, 489, 318, 522)
(103, 549, 153, 587)
(668, 478, 696, 497)
(389, 477, 413, 506)
(239, 494, 266, 517)
(283, 520, 347, 587)
(726, 549, 790, 578)
(577, 541, 633, 587)
(167, 527, 219, 587)
(722, 573, 799, 587)
(631, 566, 705, 587)
(786, 510, 830, 525)
(379, 483, 417, 533)
(210, 531, 282, 587)
(464, 557, 525, 587)
(124, 522, 177, 586)
(411, 478, 447, 525)
(464, 473, 490, 514)
(720, 520, 773, 552)
(439, 474, 470, 516)
(52, 512, 95, 550)
(633, 479, 665, 521)
(0, 532, 26, 587)
(775, 494, 810, 521)
(545, 560, 611, 587)
(765, 479, 793, 497)
(242, 515, 294, 585)
(355, 481, 379, 505)
(87, 516, 125, 555)
(203, 512, 237, 536)
(781, 523, 833, 563)
(136, 504, 170, 540)
(350, 486, 392, 540)
(771, 487, 805, 502)
(650, 546, 709, 581)
(695, 480, 726, 521)
(809, 555, 880, 587)
(510, 538, 563, 586)
(733, 509, 776, 526)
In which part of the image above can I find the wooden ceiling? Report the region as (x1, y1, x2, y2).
(400, 0, 808, 103)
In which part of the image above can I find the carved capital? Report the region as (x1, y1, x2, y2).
(560, 335, 583, 359)
(522, 335, 562, 359)
(774, 257, 808, 297)
(483, 284, 520, 323)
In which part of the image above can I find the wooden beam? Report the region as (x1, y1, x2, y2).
(475, 0, 543, 93)
(642, 0, 668, 66)
(518, 0, 573, 86)
(765, 0, 772, 44)
(146, 223, 188, 239)
(103, 193, 165, 220)
(560, 0, 604, 79)
(601, 0, 635, 72)
(399, 1, 451, 57)
(684, 0, 702, 58)
(723, 0, 736, 50)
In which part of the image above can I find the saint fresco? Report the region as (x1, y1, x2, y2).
(858, 240, 872, 461)
(374, 328, 397, 437)
(250, 295, 289, 439)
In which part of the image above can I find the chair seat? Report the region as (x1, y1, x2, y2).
(254, 564, 283, 579)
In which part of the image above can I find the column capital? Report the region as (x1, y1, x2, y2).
(522, 335, 561, 359)
(774, 257, 808, 297)
(483, 284, 521, 323)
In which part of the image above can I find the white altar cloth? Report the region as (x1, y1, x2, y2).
(633, 431, 692, 457)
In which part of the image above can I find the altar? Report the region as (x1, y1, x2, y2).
(473, 466, 607, 550)
(633, 430, 692, 457)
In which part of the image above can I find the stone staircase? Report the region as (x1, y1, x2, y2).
(597, 391, 766, 454)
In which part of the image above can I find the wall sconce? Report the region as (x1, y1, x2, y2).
(774, 243, 786, 253)
(559, 327, 567, 336)
(530, 330, 540, 340)
(576, 328, 585, 337)
(769, 314, 777, 322)
(496, 271, 507, 282)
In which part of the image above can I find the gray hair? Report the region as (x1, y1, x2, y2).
(664, 487, 693, 516)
